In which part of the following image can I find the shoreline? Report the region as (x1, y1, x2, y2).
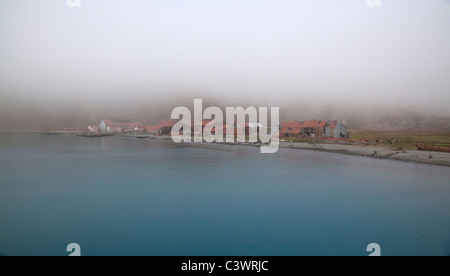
(144, 135, 450, 167)
(278, 142, 450, 167)
(2, 131, 449, 167)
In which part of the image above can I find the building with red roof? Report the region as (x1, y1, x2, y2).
(280, 120, 349, 139)
(100, 120, 132, 133)
(143, 119, 179, 135)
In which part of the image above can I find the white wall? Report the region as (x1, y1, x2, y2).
(99, 120, 107, 131)
(333, 121, 349, 138)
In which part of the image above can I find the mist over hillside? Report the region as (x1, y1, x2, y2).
(1, 94, 449, 131)
(1, 1, 449, 132)
(345, 114, 450, 131)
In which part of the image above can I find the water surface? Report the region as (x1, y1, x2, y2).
(0, 133, 449, 256)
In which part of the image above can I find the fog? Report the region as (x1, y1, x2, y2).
(0, 0, 449, 130)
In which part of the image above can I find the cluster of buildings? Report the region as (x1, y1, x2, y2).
(88, 119, 350, 139)
(87, 119, 178, 135)
(279, 120, 350, 139)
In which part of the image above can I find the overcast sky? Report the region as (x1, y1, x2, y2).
(0, 0, 449, 126)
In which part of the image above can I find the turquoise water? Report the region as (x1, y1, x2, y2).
(0, 133, 449, 256)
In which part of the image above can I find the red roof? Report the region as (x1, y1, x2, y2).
(144, 119, 179, 132)
(280, 121, 302, 128)
(328, 121, 338, 128)
(193, 120, 214, 127)
(287, 128, 301, 134)
(155, 119, 178, 128)
(145, 126, 160, 132)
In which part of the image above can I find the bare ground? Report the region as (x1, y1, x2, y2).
(280, 142, 450, 167)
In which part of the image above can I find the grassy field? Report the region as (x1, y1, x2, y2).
(350, 130, 450, 149)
